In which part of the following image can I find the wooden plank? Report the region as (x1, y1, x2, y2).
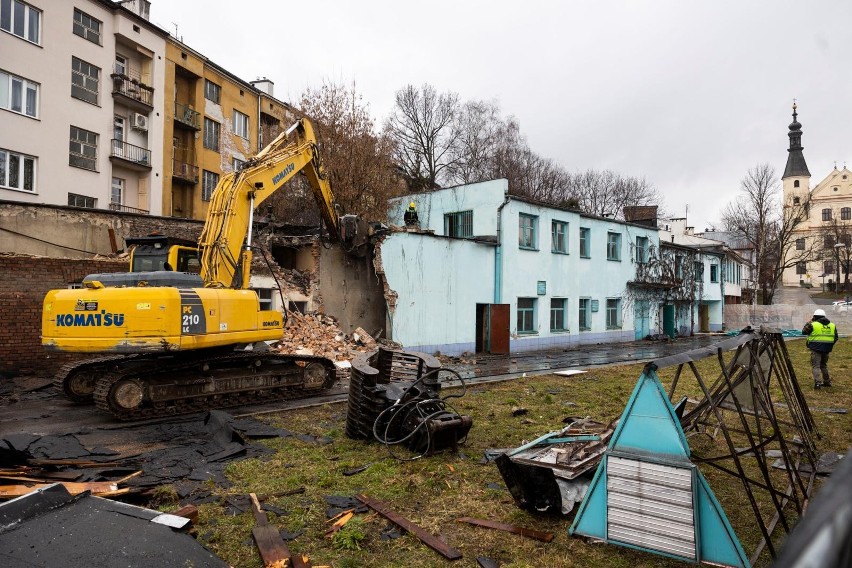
(356, 494, 462, 560)
(171, 504, 199, 524)
(0, 481, 118, 498)
(249, 492, 291, 568)
(456, 517, 554, 543)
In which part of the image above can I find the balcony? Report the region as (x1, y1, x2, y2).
(172, 159, 199, 184)
(174, 101, 200, 130)
(109, 139, 152, 171)
(109, 202, 150, 215)
(111, 74, 154, 112)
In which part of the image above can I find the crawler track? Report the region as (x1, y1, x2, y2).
(90, 351, 337, 421)
(53, 355, 141, 403)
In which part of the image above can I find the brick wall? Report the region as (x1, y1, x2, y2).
(0, 254, 127, 377)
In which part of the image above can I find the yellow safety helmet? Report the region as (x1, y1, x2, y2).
(409, 202, 416, 209)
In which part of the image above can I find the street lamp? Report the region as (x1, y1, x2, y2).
(833, 243, 847, 294)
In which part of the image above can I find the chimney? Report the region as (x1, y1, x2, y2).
(251, 78, 274, 96)
(685, 226, 694, 236)
(118, 0, 151, 20)
(623, 205, 659, 228)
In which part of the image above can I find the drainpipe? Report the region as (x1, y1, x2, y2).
(494, 194, 511, 304)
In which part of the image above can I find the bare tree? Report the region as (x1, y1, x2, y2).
(817, 217, 852, 293)
(443, 99, 504, 186)
(563, 169, 663, 219)
(385, 84, 459, 191)
(722, 164, 815, 304)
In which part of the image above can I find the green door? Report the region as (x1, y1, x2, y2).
(663, 304, 675, 338)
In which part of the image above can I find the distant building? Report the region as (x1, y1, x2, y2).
(781, 104, 852, 289)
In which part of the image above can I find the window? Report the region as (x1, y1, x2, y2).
(67, 193, 95, 208)
(606, 298, 621, 329)
(232, 157, 245, 172)
(444, 210, 472, 237)
(579, 227, 591, 258)
(794, 180, 800, 188)
(254, 289, 273, 310)
(606, 232, 621, 261)
(1, 0, 40, 43)
(114, 54, 127, 76)
(550, 298, 567, 332)
(0, 148, 35, 192)
(796, 238, 805, 251)
(675, 255, 684, 279)
(796, 262, 807, 275)
(203, 118, 220, 151)
(519, 214, 538, 249)
(635, 236, 649, 264)
(793, 196, 801, 205)
(202, 170, 219, 201)
(824, 261, 835, 275)
(843, 207, 851, 221)
(72, 8, 101, 44)
(710, 264, 719, 283)
(694, 261, 704, 282)
(69, 126, 98, 171)
(233, 110, 249, 139)
(824, 236, 835, 250)
(204, 79, 220, 103)
(71, 57, 100, 105)
(517, 298, 536, 334)
(0, 70, 38, 117)
(111, 177, 124, 204)
(579, 298, 591, 330)
(551, 220, 568, 253)
(822, 208, 832, 221)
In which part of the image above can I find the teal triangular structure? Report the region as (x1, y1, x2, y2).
(569, 367, 751, 568)
(608, 368, 690, 457)
(695, 471, 750, 567)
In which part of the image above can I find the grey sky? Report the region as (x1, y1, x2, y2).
(152, 1, 852, 230)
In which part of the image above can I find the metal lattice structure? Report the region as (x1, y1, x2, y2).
(653, 327, 819, 565)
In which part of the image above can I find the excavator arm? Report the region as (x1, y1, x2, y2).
(198, 118, 340, 289)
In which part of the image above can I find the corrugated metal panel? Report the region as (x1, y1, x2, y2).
(607, 456, 696, 560)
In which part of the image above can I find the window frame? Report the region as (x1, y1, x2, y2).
(606, 231, 622, 261)
(232, 157, 245, 172)
(796, 261, 807, 275)
(635, 235, 649, 264)
(822, 208, 832, 221)
(550, 298, 567, 332)
(110, 176, 124, 205)
(69, 126, 98, 171)
(233, 109, 250, 139)
(202, 169, 220, 201)
(579, 227, 591, 258)
(578, 298, 591, 331)
(606, 298, 622, 329)
(0, 69, 38, 118)
(203, 118, 221, 152)
(694, 261, 704, 282)
(0, 147, 35, 192)
(824, 260, 835, 275)
(67, 192, 95, 208)
(795, 238, 805, 251)
(518, 213, 538, 250)
(710, 264, 719, 283)
(842, 207, 851, 221)
(517, 297, 537, 334)
(71, 56, 100, 106)
(72, 8, 101, 45)
(1, 0, 40, 44)
(204, 79, 221, 103)
(551, 220, 568, 254)
(444, 210, 473, 238)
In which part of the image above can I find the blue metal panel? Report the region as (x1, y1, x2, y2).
(569, 457, 608, 539)
(695, 471, 750, 567)
(608, 369, 690, 458)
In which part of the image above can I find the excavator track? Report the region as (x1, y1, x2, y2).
(53, 355, 141, 403)
(93, 351, 337, 421)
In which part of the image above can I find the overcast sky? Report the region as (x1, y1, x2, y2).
(151, 1, 852, 230)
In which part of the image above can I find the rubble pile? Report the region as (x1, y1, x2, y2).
(273, 311, 370, 362)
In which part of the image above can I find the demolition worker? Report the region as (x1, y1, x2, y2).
(802, 308, 839, 389)
(404, 201, 419, 226)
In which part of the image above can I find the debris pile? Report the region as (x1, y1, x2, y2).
(274, 311, 374, 362)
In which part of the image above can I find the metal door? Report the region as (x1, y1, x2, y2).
(663, 304, 675, 338)
(489, 304, 510, 354)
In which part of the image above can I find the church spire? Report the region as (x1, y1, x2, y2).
(783, 101, 811, 179)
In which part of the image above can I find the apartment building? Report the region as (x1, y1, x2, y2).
(164, 39, 297, 220)
(0, 0, 167, 214)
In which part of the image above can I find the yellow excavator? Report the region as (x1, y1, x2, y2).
(42, 118, 366, 420)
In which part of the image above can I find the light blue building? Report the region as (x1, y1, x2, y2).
(380, 180, 669, 355)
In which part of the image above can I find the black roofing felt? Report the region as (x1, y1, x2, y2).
(0, 484, 227, 568)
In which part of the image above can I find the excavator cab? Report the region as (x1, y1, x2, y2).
(126, 234, 200, 273)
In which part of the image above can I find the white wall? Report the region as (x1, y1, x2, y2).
(388, 179, 507, 235)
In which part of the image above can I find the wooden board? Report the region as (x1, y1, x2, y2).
(251, 526, 291, 568)
(456, 517, 554, 542)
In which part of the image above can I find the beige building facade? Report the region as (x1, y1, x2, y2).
(781, 105, 852, 288)
(0, 0, 167, 214)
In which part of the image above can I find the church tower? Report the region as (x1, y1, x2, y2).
(782, 102, 811, 208)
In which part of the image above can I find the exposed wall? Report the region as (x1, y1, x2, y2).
(0, 201, 203, 258)
(0, 254, 127, 376)
(317, 245, 386, 337)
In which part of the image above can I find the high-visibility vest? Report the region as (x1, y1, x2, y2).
(808, 321, 836, 344)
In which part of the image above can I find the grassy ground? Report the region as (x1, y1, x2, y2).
(176, 338, 851, 568)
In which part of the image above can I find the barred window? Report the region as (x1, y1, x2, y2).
(72, 9, 101, 44)
(69, 126, 97, 171)
(202, 170, 219, 201)
(444, 210, 473, 238)
(203, 118, 220, 151)
(71, 57, 100, 105)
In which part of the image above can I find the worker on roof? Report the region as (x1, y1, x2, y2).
(802, 308, 839, 389)
(404, 201, 419, 227)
